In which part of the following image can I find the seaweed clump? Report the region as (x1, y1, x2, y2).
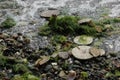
(39, 15, 103, 36)
(0, 17, 16, 28)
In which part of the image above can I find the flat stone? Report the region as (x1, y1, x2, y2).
(40, 10, 60, 18)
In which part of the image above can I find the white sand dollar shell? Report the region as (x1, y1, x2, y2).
(74, 35, 93, 45)
(72, 46, 93, 60)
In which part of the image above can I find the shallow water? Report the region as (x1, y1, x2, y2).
(0, 0, 120, 51)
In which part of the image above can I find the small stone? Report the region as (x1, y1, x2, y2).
(44, 65, 52, 71)
(67, 70, 76, 80)
(89, 47, 105, 57)
(41, 74, 47, 80)
(12, 34, 18, 40)
(51, 62, 58, 70)
(68, 58, 73, 64)
(24, 38, 30, 44)
(89, 47, 101, 57)
(58, 52, 69, 59)
(35, 56, 50, 67)
(15, 52, 21, 56)
(78, 18, 92, 24)
(17, 36, 24, 42)
(51, 62, 58, 66)
(59, 71, 66, 79)
(51, 53, 58, 58)
(74, 60, 80, 65)
(40, 10, 60, 18)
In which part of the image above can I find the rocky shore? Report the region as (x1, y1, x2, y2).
(0, 0, 120, 80)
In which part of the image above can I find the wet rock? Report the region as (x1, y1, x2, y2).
(40, 10, 60, 18)
(58, 52, 69, 59)
(74, 35, 93, 45)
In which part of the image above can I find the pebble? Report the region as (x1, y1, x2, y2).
(44, 65, 52, 71)
(51, 62, 59, 70)
(59, 71, 66, 79)
(58, 52, 69, 59)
